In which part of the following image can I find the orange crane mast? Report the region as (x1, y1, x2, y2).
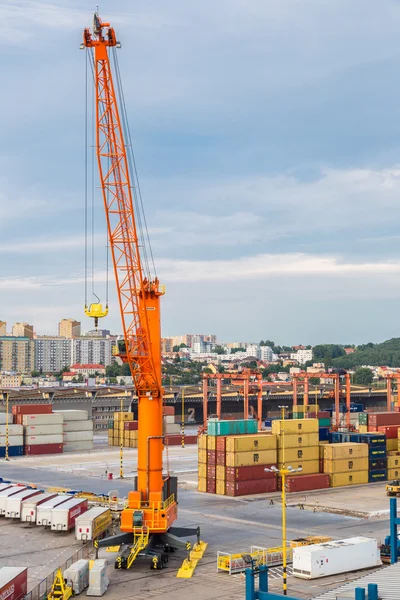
(82, 14, 177, 536)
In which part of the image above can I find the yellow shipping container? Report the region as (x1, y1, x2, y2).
(226, 434, 276, 453)
(198, 463, 207, 479)
(198, 477, 207, 493)
(304, 404, 319, 412)
(388, 468, 400, 480)
(130, 440, 137, 448)
(359, 425, 368, 433)
(277, 433, 319, 449)
(277, 460, 319, 475)
(272, 419, 318, 435)
(216, 465, 226, 481)
(216, 480, 226, 495)
(398, 438, 400, 451)
(226, 449, 277, 467)
(323, 443, 368, 460)
(329, 471, 368, 487)
(198, 435, 207, 450)
(387, 439, 398, 452)
(388, 455, 400, 469)
(324, 457, 368, 473)
(198, 449, 207, 464)
(278, 446, 319, 463)
(114, 412, 133, 422)
(207, 436, 216, 451)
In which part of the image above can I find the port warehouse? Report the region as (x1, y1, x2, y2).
(0, 385, 392, 429)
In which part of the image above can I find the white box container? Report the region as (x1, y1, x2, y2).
(0, 487, 26, 514)
(75, 507, 111, 541)
(22, 414, 64, 425)
(63, 421, 93, 432)
(25, 425, 64, 436)
(164, 415, 175, 424)
(0, 483, 13, 493)
(36, 495, 71, 526)
(20, 492, 58, 523)
(51, 498, 88, 531)
(0, 436, 24, 447)
(0, 425, 23, 436)
(293, 537, 381, 579)
(64, 560, 89, 595)
(87, 559, 109, 596)
(64, 431, 94, 442)
(63, 441, 94, 452)
(54, 410, 89, 421)
(165, 423, 180, 434)
(25, 434, 64, 445)
(0, 414, 13, 425)
(5, 489, 42, 518)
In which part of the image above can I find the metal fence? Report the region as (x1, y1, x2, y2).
(23, 543, 92, 600)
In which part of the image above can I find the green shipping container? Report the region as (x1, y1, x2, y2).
(318, 418, 331, 427)
(292, 412, 304, 419)
(207, 419, 258, 437)
(108, 420, 114, 429)
(358, 413, 368, 425)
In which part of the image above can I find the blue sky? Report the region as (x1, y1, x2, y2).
(2, 1, 400, 344)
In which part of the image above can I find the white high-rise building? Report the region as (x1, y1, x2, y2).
(35, 337, 72, 373)
(246, 345, 260, 359)
(72, 337, 115, 366)
(260, 346, 273, 361)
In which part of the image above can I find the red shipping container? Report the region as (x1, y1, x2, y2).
(124, 421, 139, 431)
(206, 478, 216, 494)
(25, 444, 63, 456)
(207, 450, 216, 466)
(318, 411, 330, 418)
(225, 478, 277, 497)
(285, 473, 330, 493)
(377, 425, 399, 439)
(216, 451, 226, 466)
(184, 435, 197, 445)
(207, 465, 216, 479)
(164, 435, 181, 446)
(163, 406, 175, 416)
(12, 404, 52, 416)
(368, 426, 378, 432)
(0, 568, 28, 600)
(368, 412, 400, 426)
(225, 464, 276, 482)
(216, 437, 226, 452)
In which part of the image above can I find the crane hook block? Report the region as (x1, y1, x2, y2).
(84, 303, 108, 329)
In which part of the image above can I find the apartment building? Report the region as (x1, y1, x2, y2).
(12, 322, 34, 339)
(58, 318, 81, 338)
(35, 336, 72, 373)
(72, 337, 115, 366)
(0, 337, 35, 374)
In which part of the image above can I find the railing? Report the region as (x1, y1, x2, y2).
(217, 546, 293, 575)
(23, 543, 91, 600)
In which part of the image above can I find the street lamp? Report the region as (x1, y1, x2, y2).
(265, 405, 302, 596)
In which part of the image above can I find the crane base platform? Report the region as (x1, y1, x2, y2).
(176, 541, 208, 579)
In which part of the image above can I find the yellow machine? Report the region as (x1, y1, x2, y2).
(47, 569, 73, 600)
(290, 536, 331, 548)
(386, 480, 400, 497)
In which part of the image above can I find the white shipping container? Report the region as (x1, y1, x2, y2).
(22, 414, 64, 425)
(64, 431, 94, 442)
(293, 537, 381, 579)
(5, 488, 42, 518)
(75, 507, 111, 541)
(0, 436, 24, 447)
(164, 415, 175, 424)
(0, 483, 13, 493)
(63, 441, 94, 452)
(87, 559, 109, 596)
(0, 425, 23, 436)
(63, 421, 93, 432)
(25, 434, 64, 445)
(20, 492, 58, 523)
(24, 425, 64, 436)
(54, 410, 89, 421)
(36, 495, 71, 526)
(51, 498, 88, 531)
(165, 423, 180, 434)
(0, 487, 26, 515)
(0, 414, 13, 425)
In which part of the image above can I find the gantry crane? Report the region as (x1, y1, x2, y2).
(82, 13, 198, 569)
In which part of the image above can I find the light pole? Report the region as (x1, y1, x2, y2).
(265, 406, 302, 596)
(181, 386, 185, 448)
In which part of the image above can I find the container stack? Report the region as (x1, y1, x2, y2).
(323, 443, 369, 487)
(163, 406, 180, 436)
(359, 433, 387, 483)
(367, 412, 400, 454)
(54, 410, 94, 453)
(387, 448, 400, 481)
(0, 413, 23, 458)
(108, 412, 138, 448)
(23, 413, 64, 456)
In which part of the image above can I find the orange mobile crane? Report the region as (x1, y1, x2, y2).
(82, 13, 199, 569)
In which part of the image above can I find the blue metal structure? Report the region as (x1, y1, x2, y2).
(390, 497, 400, 564)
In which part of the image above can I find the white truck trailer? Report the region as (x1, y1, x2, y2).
(36, 495, 71, 526)
(5, 488, 42, 518)
(293, 536, 381, 579)
(75, 507, 112, 541)
(20, 492, 58, 523)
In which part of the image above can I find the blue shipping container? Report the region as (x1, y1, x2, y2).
(369, 447, 387, 459)
(369, 458, 387, 470)
(349, 433, 362, 443)
(368, 469, 387, 483)
(360, 433, 386, 447)
(331, 432, 342, 443)
(318, 427, 330, 441)
(0, 445, 24, 458)
(264, 418, 272, 427)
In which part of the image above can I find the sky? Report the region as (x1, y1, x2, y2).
(3, 1, 400, 344)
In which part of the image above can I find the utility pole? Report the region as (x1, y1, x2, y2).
(181, 387, 185, 448)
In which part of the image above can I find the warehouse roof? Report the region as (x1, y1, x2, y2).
(312, 562, 400, 599)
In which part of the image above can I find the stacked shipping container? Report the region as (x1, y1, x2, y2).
(55, 410, 94, 452)
(323, 443, 369, 487)
(23, 413, 64, 455)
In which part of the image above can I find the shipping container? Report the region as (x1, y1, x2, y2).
(0, 414, 12, 425)
(360, 433, 386, 447)
(25, 443, 63, 456)
(376, 425, 398, 439)
(63, 431, 94, 442)
(293, 537, 380, 579)
(25, 434, 63, 445)
(0, 436, 24, 447)
(55, 410, 89, 421)
(329, 471, 369, 487)
(0, 567, 28, 600)
(198, 435, 207, 450)
(207, 450, 216, 465)
(206, 479, 216, 494)
(63, 421, 94, 432)
(207, 436, 216, 451)
(216, 451, 226, 466)
(0, 446, 23, 458)
(292, 412, 304, 419)
(51, 498, 88, 531)
(358, 413, 368, 425)
(272, 419, 319, 435)
(368, 469, 387, 483)
(24, 425, 64, 436)
(63, 441, 94, 452)
(216, 465, 225, 480)
(75, 507, 111, 541)
(164, 415, 175, 424)
(285, 473, 330, 493)
(20, 492, 58, 523)
(359, 425, 368, 433)
(277, 433, 318, 449)
(5, 488, 42, 518)
(318, 428, 330, 442)
(22, 414, 63, 426)
(225, 464, 277, 482)
(226, 449, 277, 468)
(323, 443, 368, 460)
(387, 439, 398, 452)
(369, 447, 386, 459)
(198, 477, 207, 493)
(277, 460, 319, 475)
(388, 455, 400, 469)
(0, 425, 23, 436)
(12, 404, 52, 416)
(198, 448, 207, 463)
(369, 458, 387, 470)
(388, 468, 400, 480)
(323, 457, 368, 473)
(216, 480, 226, 495)
(225, 478, 277, 497)
(368, 412, 400, 426)
(122, 421, 137, 431)
(216, 437, 226, 452)
(226, 434, 276, 453)
(207, 465, 216, 479)
(198, 462, 207, 479)
(163, 406, 175, 416)
(36, 495, 72, 526)
(278, 447, 319, 463)
(207, 419, 258, 437)
(318, 418, 331, 428)
(0, 486, 27, 515)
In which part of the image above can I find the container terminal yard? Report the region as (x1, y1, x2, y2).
(2, 10, 400, 600)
